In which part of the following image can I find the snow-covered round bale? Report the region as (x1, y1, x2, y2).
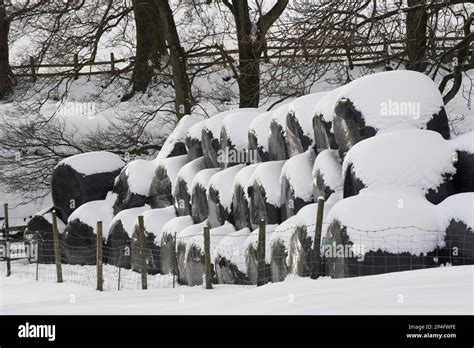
(438, 193, 474, 266)
(130, 206, 176, 275)
(248, 109, 277, 162)
(312, 86, 343, 152)
(173, 157, 206, 216)
(157, 114, 205, 161)
(247, 161, 286, 230)
(343, 129, 457, 204)
(24, 208, 66, 263)
(149, 155, 188, 208)
(286, 92, 327, 157)
(219, 110, 261, 168)
(190, 168, 220, 223)
(232, 164, 258, 230)
(269, 195, 342, 281)
(269, 104, 290, 160)
(323, 188, 445, 278)
(62, 198, 114, 265)
(243, 224, 278, 285)
(175, 221, 207, 285)
(186, 119, 208, 160)
(160, 215, 194, 275)
(213, 228, 251, 284)
(208, 164, 245, 228)
(313, 149, 343, 200)
(51, 151, 124, 222)
(451, 131, 474, 194)
(112, 159, 156, 214)
(105, 205, 150, 268)
(332, 70, 450, 157)
(177, 221, 236, 286)
(280, 150, 315, 220)
(202, 108, 258, 168)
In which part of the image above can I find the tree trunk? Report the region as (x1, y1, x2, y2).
(131, 0, 167, 94)
(405, 0, 428, 72)
(155, 0, 191, 120)
(0, 1, 12, 100)
(233, 0, 261, 108)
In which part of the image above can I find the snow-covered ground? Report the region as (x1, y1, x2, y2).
(1, 265, 472, 315)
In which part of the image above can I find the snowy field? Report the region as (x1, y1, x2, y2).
(1, 265, 473, 315)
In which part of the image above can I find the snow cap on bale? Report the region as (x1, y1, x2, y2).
(337, 70, 446, 132)
(67, 197, 115, 235)
(160, 215, 194, 242)
(108, 204, 150, 239)
(313, 86, 345, 123)
(157, 113, 206, 161)
(451, 131, 474, 154)
(209, 164, 246, 213)
(112, 159, 156, 213)
(280, 149, 315, 203)
(186, 118, 208, 160)
(133, 206, 177, 244)
(313, 149, 343, 196)
(326, 187, 445, 256)
(288, 92, 328, 139)
(248, 160, 286, 206)
(190, 167, 220, 223)
(213, 227, 251, 266)
(437, 193, 474, 230)
(343, 129, 456, 203)
(233, 164, 259, 201)
(149, 154, 188, 208)
(249, 109, 277, 153)
(52, 151, 125, 221)
(243, 224, 279, 263)
(174, 157, 206, 215)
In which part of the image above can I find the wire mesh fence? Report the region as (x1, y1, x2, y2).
(2, 216, 473, 291)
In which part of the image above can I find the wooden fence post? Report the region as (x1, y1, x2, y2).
(203, 225, 212, 289)
(29, 57, 36, 82)
(310, 197, 325, 279)
(73, 53, 79, 80)
(96, 221, 103, 291)
(138, 215, 147, 290)
(51, 210, 63, 283)
(110, 52, 115, 74)
(257, 218, 266, 287)
(3, 203, 11, 277)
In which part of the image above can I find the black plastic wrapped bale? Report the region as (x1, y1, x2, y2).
(130, 207, 176, 275)
(181, 222, 236, 286)
(190, 168, 220, 223)
(173, 157, 206, 216)
(207, 164, 245, 228)
(232, 164, 258, 230)
(248, 109, 278, 163)
(332, 70, 450, 157)
(175, 221, 207, 285)
(451, 132, 474, 194)
(160, 216, 194, 275)
(24, 209, 66, 263)
(214, 228, 251, 284)
(149, 155, 188, 209)
(438, 193, 474, 266)
(105, 205, 150, 268)
(243, 224, 278, 285)
(268, 104, 290, 161)
(247, 161, 286, 230)
(312, 86, 344, 153)
(280, 150, 315, 220)
(202, 109, 259, 168)
(112, 159, 157, 214)
(52, 151, 124, 222)
(342, 129, 456, 204)
(62, 200, 114, 265)
(219, 110, 260, 168)
(156, 114, 205, 161)
(322, 189, 444, 278)
(286, 92, 328, 157)
(186, 119, 208, 161)
(313, 149, 343, 201)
